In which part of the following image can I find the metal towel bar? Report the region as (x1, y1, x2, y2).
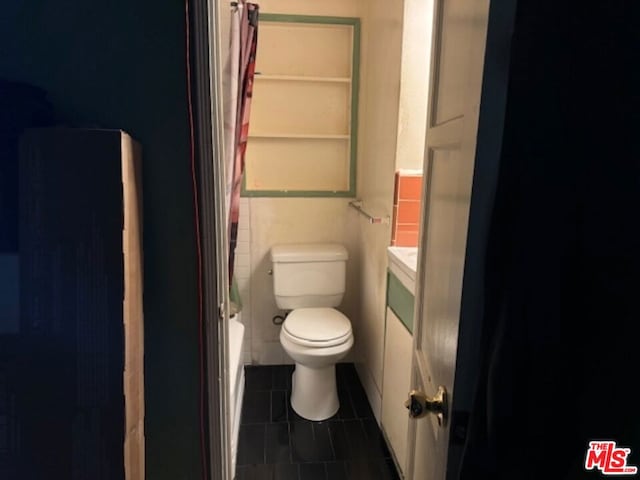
(348, 200, 390, 225)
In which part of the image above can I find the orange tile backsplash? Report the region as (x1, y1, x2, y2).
(397, 200, 421, 224)
(395, 230, 419, 247)
(391, 171, 423, 247)
(399, 175, 422, 201)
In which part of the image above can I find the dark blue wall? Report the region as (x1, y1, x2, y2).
(0, 2, 203, 478)
(459, 3, 639, 477)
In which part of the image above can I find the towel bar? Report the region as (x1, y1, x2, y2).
(349, 200, 390, 225)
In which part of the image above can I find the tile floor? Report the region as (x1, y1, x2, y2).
(235, 363, 400, 480)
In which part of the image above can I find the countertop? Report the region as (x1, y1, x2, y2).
(387, 246, 418, 294)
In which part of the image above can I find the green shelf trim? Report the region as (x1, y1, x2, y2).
(242, 14, 360, 198)
(259, 13, 360, 25)
(241, 188, 356, 198)
(349, 18, 360, 195)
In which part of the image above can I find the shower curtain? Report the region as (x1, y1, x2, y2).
(226, 1, 259, 284)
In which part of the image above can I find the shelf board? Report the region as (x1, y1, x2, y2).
(254, 74, 351, 83)
(248, 133, 350, 140)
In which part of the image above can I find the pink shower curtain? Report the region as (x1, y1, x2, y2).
(228, 1, 259, 283)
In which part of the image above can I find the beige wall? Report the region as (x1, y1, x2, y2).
(236, 198, 360, 364)
(235, 0, 365, 365)
(395, 0, 433, 171)
(234, 4, 432, 432)
(355, 0, 405, 420)
(257, 0, 362, 17)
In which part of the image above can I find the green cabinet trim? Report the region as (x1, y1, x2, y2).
(241, 14, 360, 197)
(386, 271, 414, 334)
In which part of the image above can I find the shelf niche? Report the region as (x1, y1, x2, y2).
(243, 14, 360, 197)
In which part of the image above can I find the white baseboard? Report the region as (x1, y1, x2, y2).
(355, 361, 382, 425)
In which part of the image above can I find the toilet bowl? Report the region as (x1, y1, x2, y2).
(270, 243, 354, 421)
(280, 307, 353, 420)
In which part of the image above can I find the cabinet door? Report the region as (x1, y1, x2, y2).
(382, 307, 413, 476)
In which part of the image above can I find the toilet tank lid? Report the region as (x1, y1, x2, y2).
(271, 243, 348, 263)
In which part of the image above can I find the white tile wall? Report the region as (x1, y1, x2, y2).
(234, 198, 252, 364)
(233, 197, 361, 366)
(229, 2, 406, 403)
(259, 341, 293, 365)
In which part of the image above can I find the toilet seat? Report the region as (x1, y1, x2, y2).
(282, 308, 352, 348)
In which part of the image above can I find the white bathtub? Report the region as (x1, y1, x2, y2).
(228, 313, 245, 478)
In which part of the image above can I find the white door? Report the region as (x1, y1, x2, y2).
(407, 0, 505, 478)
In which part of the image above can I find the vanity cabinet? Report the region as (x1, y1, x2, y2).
(381, 262, 415, 477)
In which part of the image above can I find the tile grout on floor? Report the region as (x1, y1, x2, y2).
(235, 363, 399, 480)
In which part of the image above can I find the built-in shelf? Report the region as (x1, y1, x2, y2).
(244, 14, 359, 196)
(248, 133, 350, 140)
(255, 74, 351, 83)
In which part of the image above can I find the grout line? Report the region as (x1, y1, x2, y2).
(262, 423, 267, 464)
(288, 421, 293, 464)
(237, 364, 391, 476)
(326, 419, 337, 462)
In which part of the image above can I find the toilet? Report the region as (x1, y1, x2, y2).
(270, 243, 354, 421)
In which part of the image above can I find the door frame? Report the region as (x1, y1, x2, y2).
(406, 0, 518, 478)
(189, 0, 232, 479)
(189, 0, 519, 478)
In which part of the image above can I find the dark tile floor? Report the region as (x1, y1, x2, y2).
(235, 363, 400, 480)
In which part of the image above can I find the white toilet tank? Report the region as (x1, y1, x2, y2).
(271, 243, 348, 309)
